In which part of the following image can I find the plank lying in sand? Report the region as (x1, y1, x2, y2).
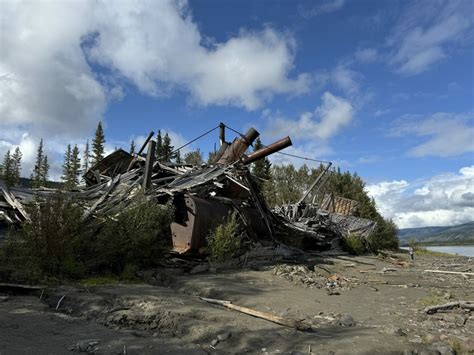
(199, 297, 311, 331)
(423, 270, 474, 276)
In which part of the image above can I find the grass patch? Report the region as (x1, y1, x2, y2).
(419, 291, 446, 306)
(414, 247, 455, 258)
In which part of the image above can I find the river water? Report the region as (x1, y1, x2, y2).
(402, 245, 474, 257)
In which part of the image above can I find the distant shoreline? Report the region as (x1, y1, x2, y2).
(399, 240, 474, 247)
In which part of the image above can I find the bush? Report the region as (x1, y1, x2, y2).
(91, 197, 173, 274)
(367, 218, 399, 252)
(207, 212, 243, 261)
(0, 193, 174, 282)
(343, 234, 366, 255)
(16, 193, 88, 279)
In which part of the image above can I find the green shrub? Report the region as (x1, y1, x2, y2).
(0, 193, 174, 282)
(91, 197, 173, 274)
(367, 218, 399, 252)
(343, 234, 366, 255)
(207, 212, 242, 261)
(16, 192, 88, 279)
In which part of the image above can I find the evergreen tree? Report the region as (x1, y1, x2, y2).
(11, 147, 22, 186)
(1, 150, 14, 186)
(61, 144, 72, 187)
(92, 122, 105, 166)
(130, 140, 136, 155)
(162, 133, 174, 163)
(184, 149, 203, 166)
(41, 155, 49, 186)
(155, 130, 163, 159)
(70, 145, 81, 187)
(32, 139, 45, 188)
(252, 138, 271, 187)
(175, 150, 182, 164)
(207, 150, 219, 164)
(83, 139, 90, 172)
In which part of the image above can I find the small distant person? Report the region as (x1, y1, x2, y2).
(409, 246, 414, 260)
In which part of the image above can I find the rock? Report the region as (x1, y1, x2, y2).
(340, 314, 355, 327)
(211, 339, 219, 347)
(0, 296, 10, 302)
(383, 325, 406, 336)
(424, 333, 439, 343)
(217, 331, 232, 341)
(433, 344, 455, 355)
(67, 339, 100, 353)
(419, 350, 441, 355)
(190, 263, 209, 274)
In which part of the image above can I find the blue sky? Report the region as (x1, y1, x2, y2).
(1, 0, 473, 228)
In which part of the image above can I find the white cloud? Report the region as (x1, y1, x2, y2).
(299, 0, 345, 18)
(367, 166, 474, 228)
(391, 112, 474, 157)
(387, 0, 474, 75)
(0, 0, 309, 179)
(354, 48, 378, 63)
(267, 92, 354, 141)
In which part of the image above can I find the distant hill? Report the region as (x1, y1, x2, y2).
(398, 222, 474, 246)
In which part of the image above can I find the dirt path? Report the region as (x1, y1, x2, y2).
(1, 251, 472, 354)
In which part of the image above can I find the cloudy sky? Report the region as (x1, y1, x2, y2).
(1, 0, 473, 228)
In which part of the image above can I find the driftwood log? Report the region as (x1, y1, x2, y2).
(424, 301, 474, 314)
(423, 270, 474, 277)
(200, 297, 311, 331)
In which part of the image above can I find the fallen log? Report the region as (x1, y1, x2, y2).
(423, 270, 474, 277)
(424, 301, 474, 314)
(200, 297, 311, 331)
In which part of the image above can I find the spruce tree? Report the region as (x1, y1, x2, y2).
(1, 150, 13, 186)
(70, 145, 81, 187)
(92, 122, 105, 166)
(155, 130, 163, 158)
(175, 150, 182, 164)
(61, 145, 72, 188)
(130, 140, 136, 154)
(32, 139, 45, 188)
(252, 138, 271, 187)
(41, 155, 49, 186)
(11, 147, 22, 186)
(83, 139, 90, 172)
(162, 133, 174, 163)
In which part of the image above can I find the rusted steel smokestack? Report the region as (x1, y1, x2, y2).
(217, 127, 260, 164)
(242, 136, 292, 165)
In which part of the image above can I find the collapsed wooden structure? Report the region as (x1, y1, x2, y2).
(0, 124, 376, 255)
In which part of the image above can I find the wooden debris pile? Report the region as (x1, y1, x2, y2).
(0, 124, 377, 255)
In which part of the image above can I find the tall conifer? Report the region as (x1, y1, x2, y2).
(92, 122, 105, 166)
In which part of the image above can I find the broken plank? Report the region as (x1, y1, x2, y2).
(199, 297, 311, 331)
(423, 270, 474, 277)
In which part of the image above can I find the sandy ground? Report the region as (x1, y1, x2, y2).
(0, 251, 473, 354)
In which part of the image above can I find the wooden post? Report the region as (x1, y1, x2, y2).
(142, 140, 156, 190)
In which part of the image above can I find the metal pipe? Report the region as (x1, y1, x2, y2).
(217, 127, 260, 164)
(142, 140, 156, 190)
(242, 136, 292, 165)
(219, 122, 226, 147)
(137, 131, 155, 156)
